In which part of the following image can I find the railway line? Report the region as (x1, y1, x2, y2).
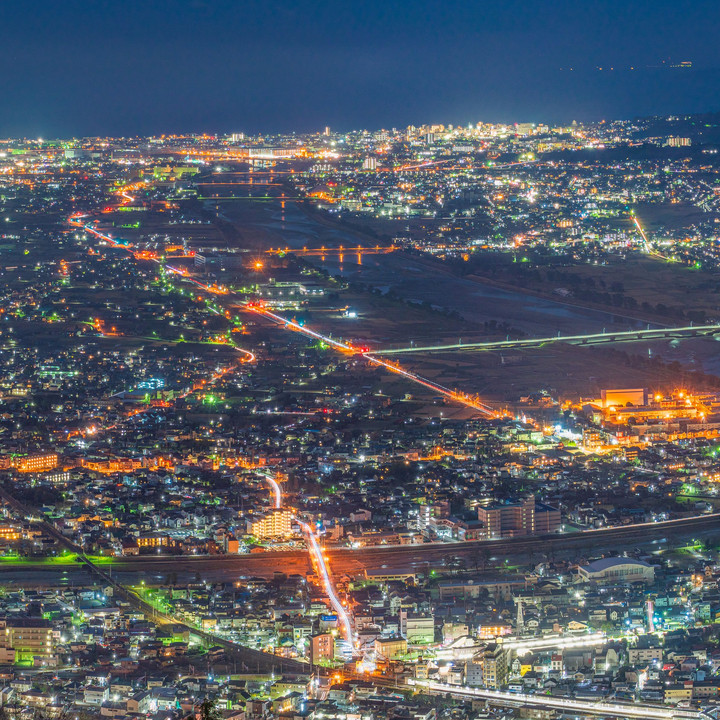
(2, 512, 716, 582)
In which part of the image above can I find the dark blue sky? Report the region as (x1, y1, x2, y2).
(2, 0, 719, 137)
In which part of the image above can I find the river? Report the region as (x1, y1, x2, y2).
(208, 186, 651, 338)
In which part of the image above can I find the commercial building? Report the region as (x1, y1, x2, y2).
(601, 388, 648, 409)
(480, 644, 507, 689)
(2, 619, 54, 664)
(246, 508, 294, 539)
(12, 454, 58, 473)
(578, 558, 655, 584)
(477, 495, 560, 538)
(310, 633, 334, 664)
(137, 533, 171, 549)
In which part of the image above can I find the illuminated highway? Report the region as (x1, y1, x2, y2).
(297, 518, 355, 644)
(243, 304, 497, 417)
(249, 305, 356, 353)
(258, 472, 283, 509)
(266, 244, 397, 257)
(371, 323, 720, 355)
(364, 353, 496, 415)
(256, 473, 354, 644)
(408, 680, 699, 720)
(633, 213, 652, 252)
(632, 212, 670, 261)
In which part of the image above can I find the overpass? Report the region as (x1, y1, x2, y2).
(266, 244, 398, 257)
(370, 323, 720, 355)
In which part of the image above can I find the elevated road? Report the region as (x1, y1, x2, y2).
(371, 323, 720, 355)
(325, 512, 720, 576)
(408, 680, 700, 720)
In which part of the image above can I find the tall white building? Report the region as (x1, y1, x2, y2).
(246, 508, 295, 538)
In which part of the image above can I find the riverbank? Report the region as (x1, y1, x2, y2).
(294, 201, 670, 328)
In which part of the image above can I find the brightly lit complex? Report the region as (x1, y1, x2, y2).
(52, 161, 720, 719)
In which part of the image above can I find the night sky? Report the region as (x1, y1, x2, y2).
(2, 0, 720, 137)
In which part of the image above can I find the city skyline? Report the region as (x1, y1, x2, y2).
(3, 0, 720, 714)
(0, 117, 719, 712)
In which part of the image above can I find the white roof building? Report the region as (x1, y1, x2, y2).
(578, 557, 654, 584)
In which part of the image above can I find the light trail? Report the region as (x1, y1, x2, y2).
(256, 471, 354, 645)
(69, 215, 132, 250)
(633, 214, 652, 252)
(235, 347, 255, 363)
(407, 680, 697, 720)
(391, 159, 453, 172)
(632, 213, 668, 260)
(266, 245, 397, 257)
(243, 304, 497, 417)
(258, 472, 282, 509)
(248, 304, 355, 353)
(296, 518, 355, 644)
(364, 354, 496, 416)
(259, 409, 334, 416)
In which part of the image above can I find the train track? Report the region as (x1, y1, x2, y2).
(0, 485, 305, 674)
(1, 510, 715, 579)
